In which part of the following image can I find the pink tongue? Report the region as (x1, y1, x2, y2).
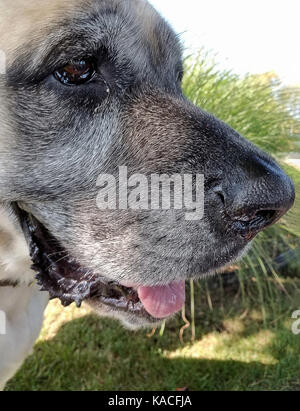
(137, 281, 185, 319)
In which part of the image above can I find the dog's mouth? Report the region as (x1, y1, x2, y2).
(15, 205, 185, 322)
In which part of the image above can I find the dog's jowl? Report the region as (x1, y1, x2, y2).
(0, 0, 295, 389)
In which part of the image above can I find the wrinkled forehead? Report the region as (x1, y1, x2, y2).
(0, 0, 182, 75)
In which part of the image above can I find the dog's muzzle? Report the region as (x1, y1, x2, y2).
(14, 204, 185, 322)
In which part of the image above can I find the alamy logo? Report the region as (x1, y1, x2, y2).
(291, 310, 300, 335)
(0, 310, 6, 335)
(0, 50, 6, 75)
(96, 166, 205, 221)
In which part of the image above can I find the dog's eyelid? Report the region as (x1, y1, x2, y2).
(37, 38, 106, 74)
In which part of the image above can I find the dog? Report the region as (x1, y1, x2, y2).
(0, 0, 295, 389)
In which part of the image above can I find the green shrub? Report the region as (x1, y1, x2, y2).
(180, 53, 300, 332)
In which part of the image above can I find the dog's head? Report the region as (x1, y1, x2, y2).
(0, 0, 295, 328)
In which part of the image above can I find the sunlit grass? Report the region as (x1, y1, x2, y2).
(6, 286, 300, 391)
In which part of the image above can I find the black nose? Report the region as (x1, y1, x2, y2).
(216, 156, 295, 240)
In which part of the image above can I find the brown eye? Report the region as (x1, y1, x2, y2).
(54, 59, 96, 85)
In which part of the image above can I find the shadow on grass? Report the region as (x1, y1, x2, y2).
(5, 313, 300, 391)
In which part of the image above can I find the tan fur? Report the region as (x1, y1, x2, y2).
(0, 284, 48, 390)
(0, 208, 49, 390)
(0, 0, 159, 63)
(0, 0, 87, 62)
(0, 207, 34, 285)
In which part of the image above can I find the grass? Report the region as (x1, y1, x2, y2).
(182, 53, 300, 155)
(182, 54, 300, 326)
(6, 280, 300, 391)
(5, 54, 300, 391)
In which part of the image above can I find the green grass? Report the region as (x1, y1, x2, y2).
(182, 53, 300, 325)
(6, 281, 300, 391)
(183, 53, 300, 155)
(6, 54, 300, 391)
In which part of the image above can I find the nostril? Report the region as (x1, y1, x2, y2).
(217, 191, 225, 206)
(213, 180, 292, 238)
(232, 208, 281, 239)
(234, 208, 278, 226)
(215, 188, 278, 226)
(245, 209, 278, 228)
(215, 191, 278, 227)
(213, 187, 226, 206)
(254, 209, 277, 223)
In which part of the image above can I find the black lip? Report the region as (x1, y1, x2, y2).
(13, 203, 155, 320)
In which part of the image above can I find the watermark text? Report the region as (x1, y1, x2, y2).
(96, 166, 204, 221)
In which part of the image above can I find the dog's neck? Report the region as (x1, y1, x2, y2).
(0, 204, 34, 285)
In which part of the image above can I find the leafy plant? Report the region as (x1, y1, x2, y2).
(178, 53, 300, 338)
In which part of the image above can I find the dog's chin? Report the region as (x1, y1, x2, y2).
(87, 299, 162, 330)
(13, 204, 249, 329)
